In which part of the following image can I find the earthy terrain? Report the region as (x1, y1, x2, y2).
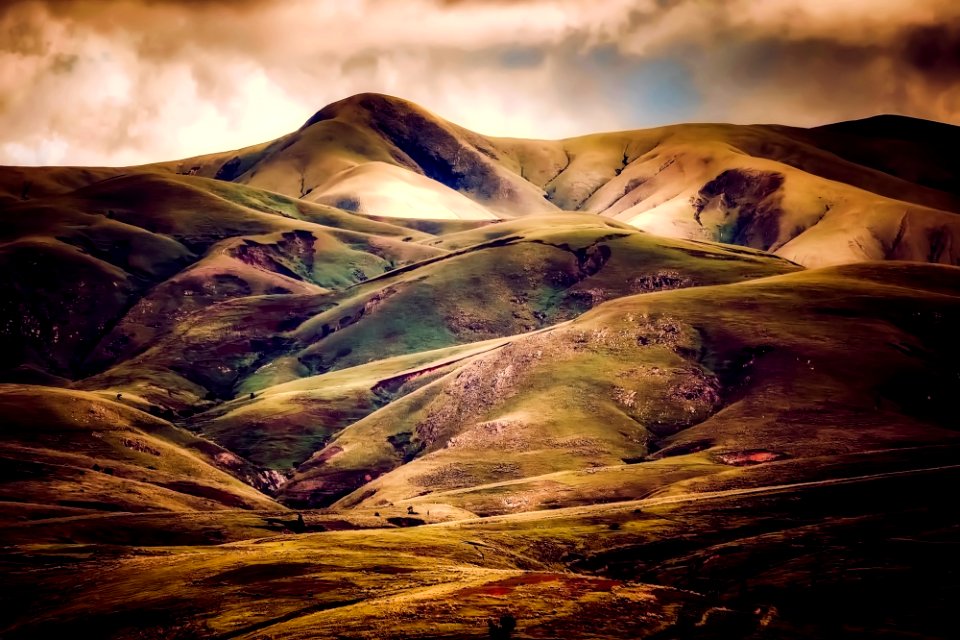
(1, 94, 959, 638)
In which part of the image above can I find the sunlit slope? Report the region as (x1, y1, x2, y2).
(506, 118, 960, 215)
(536, 128, 960, 267)
(281, 262, 960, 508)
(0, 385, 282, 516)
(490, 122, 960, 267)
(307, 161, 498, 220)
(66, 172, 432, 248)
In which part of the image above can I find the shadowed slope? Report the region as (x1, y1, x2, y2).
(0, 171, 446, 383)
(5, 453, 957, 639)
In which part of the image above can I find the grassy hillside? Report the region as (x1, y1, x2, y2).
(282, 262, 960, 508)
(192, 338, 515, 470)
(287, 219, 796, 376)
(9, 95, 960, 270)
(68, 215, 793, 472)
(0, 165, 127, 204)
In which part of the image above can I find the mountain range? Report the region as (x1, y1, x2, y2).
(2, 93, 959, 639)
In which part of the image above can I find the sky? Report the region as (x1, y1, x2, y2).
(1, 0, 959, 166)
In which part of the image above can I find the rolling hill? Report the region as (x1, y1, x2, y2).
(2, 93, 960, 639)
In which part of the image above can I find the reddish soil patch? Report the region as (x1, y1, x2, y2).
(457, 573, 562, 597)
(561, 577, 621, 593)
(309, 445, 343, 465)
(715, 449, 787, 466)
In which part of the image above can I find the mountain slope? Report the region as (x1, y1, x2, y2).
(281, 262, 960, 508)
(173, 93, 559, 218)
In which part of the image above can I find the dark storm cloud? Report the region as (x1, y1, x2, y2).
(672, 8, 960, 127)
(1, 0, 959, 165)
(902, 21, 960, 81)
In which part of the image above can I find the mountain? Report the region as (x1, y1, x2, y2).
(8, 94, 958, 268)
(2, 94, 960, 639)
(150, 94, 960, 268)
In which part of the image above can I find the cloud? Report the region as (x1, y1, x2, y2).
(0, 0, 958, 166)
(902, 21, 960, 81)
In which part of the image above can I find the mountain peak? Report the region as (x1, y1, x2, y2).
(300, 92, 425, 130)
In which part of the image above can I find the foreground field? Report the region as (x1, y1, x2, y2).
(3, 455, 958, 639)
